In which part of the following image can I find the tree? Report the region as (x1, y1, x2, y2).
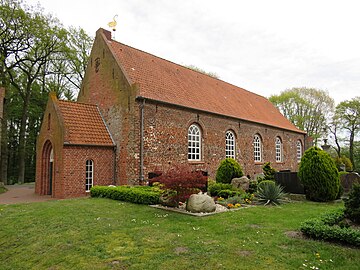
(0, 0, 91, 183)
(185, 64, 219, 79)
(269, 87, 335, 144)
(335, 97, 360, 169)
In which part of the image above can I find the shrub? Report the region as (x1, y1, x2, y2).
(300, 209, 360, 247)
(208, 182, 233, 197)
(215, 158, 243, 184)
(256, 181, 286, 206)
(151, 165, 208, 204)
(262, 162, 277, 181)
(344, 184, 360, 224)
(257, 180, 275, 191)
(298, 146, 340, 202)
(90, 185, 161, 205)
(334, 155, 353, 172)
(247, 179, 258, 194)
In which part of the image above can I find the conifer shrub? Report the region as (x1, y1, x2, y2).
(344, 184, 360, 224)
(215, 158, 243, 184)
(262, 162, 277, 181)
(298, 147, 340, 202)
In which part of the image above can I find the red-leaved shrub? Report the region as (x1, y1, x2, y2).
(150, 165, 208, 203)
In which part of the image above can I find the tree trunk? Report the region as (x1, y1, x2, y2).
(0, 101, 8, 185)
(349, 130, 355, 170)
(17, 89, 31, 184)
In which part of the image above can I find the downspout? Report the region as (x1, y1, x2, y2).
(113, 146, 117, 185)
(139, 98, 145, 184)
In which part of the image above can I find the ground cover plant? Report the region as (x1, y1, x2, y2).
(1, 198, 359, 270)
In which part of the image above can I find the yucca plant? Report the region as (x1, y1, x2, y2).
(256, 181, 286, 206)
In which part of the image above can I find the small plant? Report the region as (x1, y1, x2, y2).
(298, 146, 340, 202)
(208, 182, 234, 197)
(247, 179, 258, 194)
(215, 158, 243, 184)
(344, 184, 360, 224)
(256, 181, 286, 206)
(257, 180, 275, 190)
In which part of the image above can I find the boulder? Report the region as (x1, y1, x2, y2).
(231, 176, 250, 191)
(186, 193, 216, 213)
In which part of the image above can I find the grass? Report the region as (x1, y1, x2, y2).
(0, 186, 7, 194)
(0, 198, 359, 270)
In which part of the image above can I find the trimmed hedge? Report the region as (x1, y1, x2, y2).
(90, 185, 161, 205)
(300, 209, 360, 247)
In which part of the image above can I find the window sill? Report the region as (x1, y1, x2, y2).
(188, 161, 205, 165)
(254, 162, 264, 165)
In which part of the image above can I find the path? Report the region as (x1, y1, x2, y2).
(0, 183, 55, 204)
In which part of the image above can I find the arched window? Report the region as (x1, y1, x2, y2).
(225, 130, 235, 159)
(275, 137, 283, 162)
(85, 160, 94, 191)
(188, 124, 201, 161)
(297, 140, 303, 163)
(253, 134, 262, 162)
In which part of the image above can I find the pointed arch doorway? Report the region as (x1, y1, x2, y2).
(41, 141, 54, 196)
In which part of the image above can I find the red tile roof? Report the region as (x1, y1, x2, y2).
(57, 100, 114, 146)
(107, 35, 305, 134)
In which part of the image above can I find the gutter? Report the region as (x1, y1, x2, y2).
(139, 97, 145, 184)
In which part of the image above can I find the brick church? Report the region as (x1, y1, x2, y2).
(35, 28, 307, 198)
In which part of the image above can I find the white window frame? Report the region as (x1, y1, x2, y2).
(253, 134, 262, 162)
(225, 130, 236, 159)
(275, 137, 283, 163)
(85, 160, 94, 192)
(297, 140, 302, 163)
(188, 124, 201, 161)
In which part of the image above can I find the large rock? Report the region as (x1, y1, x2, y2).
(186, 193, 216, 213)
(231, 176, 250, 191)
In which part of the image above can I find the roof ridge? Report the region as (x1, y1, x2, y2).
(110, 39, 267, 99)
(58, 99, 98, 107)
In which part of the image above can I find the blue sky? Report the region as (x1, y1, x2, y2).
(28, 0, 360, 104)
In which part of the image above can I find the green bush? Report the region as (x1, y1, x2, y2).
(262, 162, 277, 181)
(256, 181, 286, 206)
(247, 179, 258, 194)
(215, 158, 243, 184)
(344, 184, 360, 224)
(334, 155, 353, 172)
(300, 209, 360, 247)
(90, 185, 161, 205)
(257, 180, 275, 191)
(208, 182, 233, 197)
(298, 146, 340, 202)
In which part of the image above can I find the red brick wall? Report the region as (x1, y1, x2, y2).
(62, 146, 115, 198)
(78, 29, 138, 186)
(35, 93, 66, 198)
(139, 100, 306, 181)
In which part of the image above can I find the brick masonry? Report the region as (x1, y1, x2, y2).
(36, 29, 307, 198)
(139, 100, 305, 181)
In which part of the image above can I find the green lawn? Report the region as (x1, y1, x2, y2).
(0, 198, 359, 270)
